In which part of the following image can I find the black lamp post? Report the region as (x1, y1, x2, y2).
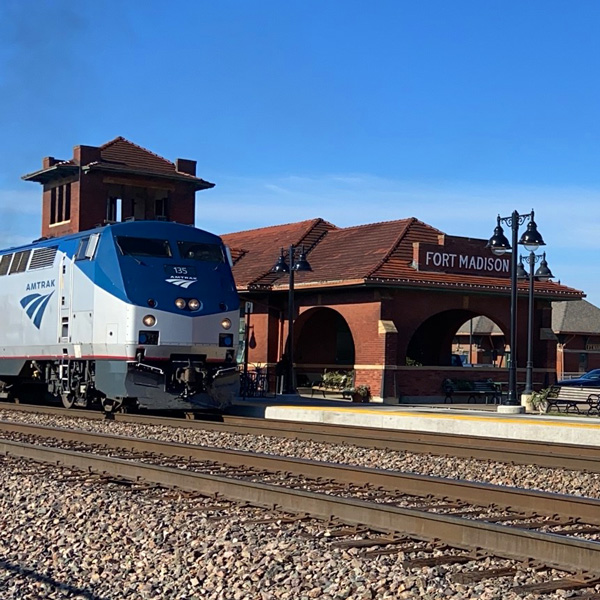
(517, 252, 554, 395)
(487, 210, 545, 406)
(272, 245, 312, 394)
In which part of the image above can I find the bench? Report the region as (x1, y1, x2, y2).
(443, 378, 502, 404)
(546, 386, 600, 415)
(311, 370, 355, 399)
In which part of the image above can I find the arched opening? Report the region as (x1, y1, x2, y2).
(452, 315, 507, 368)
(406, 309, 507, 367)
(295, 307, 355, 367)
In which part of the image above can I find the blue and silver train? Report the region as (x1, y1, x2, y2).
(0, 220, 240, 411)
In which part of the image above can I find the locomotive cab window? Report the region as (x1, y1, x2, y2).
(75, 237, 90, 261)
(117, 237, 172, 258)
(177, 241, 224, 262)
(75, 234, 99, 261)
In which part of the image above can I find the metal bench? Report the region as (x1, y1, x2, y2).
(443, 379, 501, 404)
(546, 386, 600, 415)
(311, 371, 354, 398)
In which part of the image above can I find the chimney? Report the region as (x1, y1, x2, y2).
(176, 158, 196, 176)
(73, 144, 102, 166)
(42, 156, 58, 169)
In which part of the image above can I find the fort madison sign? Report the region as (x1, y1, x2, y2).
(413, 237, 511, 278)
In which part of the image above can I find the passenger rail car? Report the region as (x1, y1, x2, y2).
(0, 220, 240, 411)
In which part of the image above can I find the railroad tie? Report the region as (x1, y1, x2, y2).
(451, 567, 519, 584)
(514, 576, 600, 595)
(362, 544, 430, 558)
(402, 554, 474, 568)
(332, 536, 406, 549)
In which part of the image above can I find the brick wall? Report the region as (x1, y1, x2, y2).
(241, 283, 559, 401)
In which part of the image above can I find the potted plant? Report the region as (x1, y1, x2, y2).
(350, 384, 371, 403)
(530, 387, 551, 414)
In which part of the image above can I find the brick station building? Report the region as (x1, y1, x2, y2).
(223, 218, 583, 402)
(22, 137, 585, 402)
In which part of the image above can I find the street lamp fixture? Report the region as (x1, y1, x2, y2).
(487, 210, 545, 406)
(272, 245, 312, 394)
(518, 251, 554, 396)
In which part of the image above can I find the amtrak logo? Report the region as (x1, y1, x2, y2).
(165, 278, 197, 289)
(20, 291, 55, 329)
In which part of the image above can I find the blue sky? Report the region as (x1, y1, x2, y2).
(1, 1, 599, 305)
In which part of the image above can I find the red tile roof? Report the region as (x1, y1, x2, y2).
(222, 218, 337, 288)
(23, 137, 214, 190)
(222, 217, 583, 300)
(86, 137, 214, 189)
(99, 137, 180, 174)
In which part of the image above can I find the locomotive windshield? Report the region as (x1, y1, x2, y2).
(177, 241, 224, 262)
(117, 237, 172, 258)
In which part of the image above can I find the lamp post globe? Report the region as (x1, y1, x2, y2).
(487, 216, 511, 256)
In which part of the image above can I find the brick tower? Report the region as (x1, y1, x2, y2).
(22, 137, 214, 238)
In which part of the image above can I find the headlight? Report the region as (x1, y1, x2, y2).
(221, 318, 232, 330)
(142, 315, 156, 327)
(188, 298, 201, 311)
(175, 298, 186, 309)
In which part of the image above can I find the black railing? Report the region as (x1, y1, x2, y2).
(240, 368, 269, 398)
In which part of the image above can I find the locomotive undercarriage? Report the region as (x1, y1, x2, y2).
(22, 355, 238, 412)
(31, 360, 100, 409)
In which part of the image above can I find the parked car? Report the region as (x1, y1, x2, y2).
(556, 369, 600, 387)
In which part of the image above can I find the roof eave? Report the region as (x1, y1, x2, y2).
(243, 276, 583, 299)
(364, 277, 583, 298)
(22, 164, 79, 184)
(81, 163, 214, 190)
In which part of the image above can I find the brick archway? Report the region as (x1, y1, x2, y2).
(406, 309, 508, 366)
(295, 307, 355, 368)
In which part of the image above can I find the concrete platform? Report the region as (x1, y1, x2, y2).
(230, 395, 600, 448)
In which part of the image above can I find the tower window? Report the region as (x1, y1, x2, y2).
(155, 198, 168, 220)
(49, 183, 72, 225)
(50, 188, 57, 224)
(107, 197, 122, 222)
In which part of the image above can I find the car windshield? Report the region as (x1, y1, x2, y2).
(581, 370, 600, 380)
(178, 241, 224, 262)
(117, 237, 172, 258)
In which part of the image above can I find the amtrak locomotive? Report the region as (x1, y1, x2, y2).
(0, 220, 240, 411)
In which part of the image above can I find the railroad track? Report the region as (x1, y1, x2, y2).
(2, 401, 600, 473)
(2, 420, 600, 593)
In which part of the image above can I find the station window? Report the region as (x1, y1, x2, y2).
(155, 198, 168, 220)
(49, 183, 72, 225)
(107, 197, 122, 223)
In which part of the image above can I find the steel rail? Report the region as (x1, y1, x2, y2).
(3, 402, 600, 473)
(2, 437, 600, 576)
(2, 420, 600, 525)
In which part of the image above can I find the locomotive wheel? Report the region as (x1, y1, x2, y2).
(61, 393, 75, 409)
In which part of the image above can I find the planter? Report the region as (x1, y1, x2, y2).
(351, 393, 366, 403)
